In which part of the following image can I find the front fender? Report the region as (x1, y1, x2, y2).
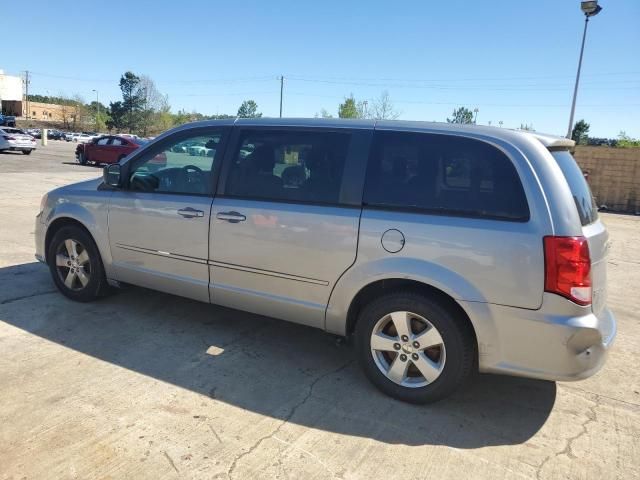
(45, 192, 113, 276)
(325, 256, 488, 335)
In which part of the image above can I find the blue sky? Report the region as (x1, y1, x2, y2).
(4, 0, 639, 137)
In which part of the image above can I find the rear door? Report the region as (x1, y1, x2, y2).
(361, 129, 543, 309)
(551, 150, 608, 315)
(108, 137, 128, 163)
(108, 127, 229, 302)
(209, 126, 371, 328)
(92, 137, 110, 163)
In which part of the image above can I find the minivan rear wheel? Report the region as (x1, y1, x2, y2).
(355, 292, 474, 403)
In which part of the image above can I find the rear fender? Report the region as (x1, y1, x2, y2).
(326, 256, 488, 333)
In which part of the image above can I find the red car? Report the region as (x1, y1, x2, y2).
(75, 135, 165, 167)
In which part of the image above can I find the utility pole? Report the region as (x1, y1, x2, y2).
(92, 89, 99, 131)
(279, 75, 284, 118)
(24, 70, 30, 119)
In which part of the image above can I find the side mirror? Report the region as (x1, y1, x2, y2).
(103, 164, 124, 188)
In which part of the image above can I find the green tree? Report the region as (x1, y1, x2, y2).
(106, 101, 126, 131)
(119, 71, 144, 133)
(617, 131, 640, 148)
(237, 100, 262, 118)
(447, 107, 474, 124)
(338, 95, 360, 118)
(571, 119, 590, 145)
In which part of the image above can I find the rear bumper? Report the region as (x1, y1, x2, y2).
(465, 294, 616, 382)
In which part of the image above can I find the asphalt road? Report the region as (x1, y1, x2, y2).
(1, 141, 639, 479)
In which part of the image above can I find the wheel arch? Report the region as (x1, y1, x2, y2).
(43, 207, 113, 278)
(345, 278, 478, 353)
(45, 217, 94, 262)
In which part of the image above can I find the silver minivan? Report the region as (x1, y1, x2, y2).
(35, 118, 616, 403)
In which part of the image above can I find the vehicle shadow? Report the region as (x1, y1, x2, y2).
(0, 262, 556, 447)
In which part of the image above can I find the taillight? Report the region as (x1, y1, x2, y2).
(544, 236, 592, 305)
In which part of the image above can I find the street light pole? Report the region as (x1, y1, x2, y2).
(567, 1, 603, 139)
(566, 17, 590, 139)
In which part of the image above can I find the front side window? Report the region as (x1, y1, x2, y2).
(128, 130, 224, 195)
(364, 131, 529, 221)
(225, 129, 351, 204)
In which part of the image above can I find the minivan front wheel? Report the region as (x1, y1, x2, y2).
(355, 292, 474, 404)
(48, 226, 109, 301)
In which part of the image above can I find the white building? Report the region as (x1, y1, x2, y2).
(0, 70, 24, 116)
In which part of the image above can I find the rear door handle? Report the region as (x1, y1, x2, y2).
(216, 211, 246, 223)
(178, 207, 204, 218)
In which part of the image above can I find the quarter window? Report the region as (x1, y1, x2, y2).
(224, 129, 351, 204)
(128, 131, 224, 195)
(364, 131, 529, 221)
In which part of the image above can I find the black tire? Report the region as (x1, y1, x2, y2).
(22, 149, 33, 155)
(78, 152, 87, 165)
(47, 225, 110, 302)
(355, 291, 475, 404)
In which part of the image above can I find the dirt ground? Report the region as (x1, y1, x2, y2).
(1, 141, 638, 479)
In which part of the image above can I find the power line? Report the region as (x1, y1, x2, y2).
(286, 70, 640, 84)
(284, 92, 639, 108)
(285, 76, 640, 91)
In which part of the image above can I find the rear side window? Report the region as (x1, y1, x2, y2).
(551, 150, 598, 226)
(225, 129, 351, 204)
(364, 131, 529, 221)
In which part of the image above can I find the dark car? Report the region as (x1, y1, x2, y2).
(47, 130, 65, 140)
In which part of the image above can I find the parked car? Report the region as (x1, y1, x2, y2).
(47, 130, 65, 140)
(75, 135, 151, 165)
(35, 119, 616, 404)
(73, 133, 96, 143)
(0, 127, 37, 154)
(0, 113, 17, 127)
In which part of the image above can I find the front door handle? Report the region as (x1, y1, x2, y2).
(178, 207, 204, 218)
(216, 211, 246, 223)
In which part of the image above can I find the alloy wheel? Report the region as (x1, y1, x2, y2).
(370, 311, 446, 388)
(55, 238, 91, 291)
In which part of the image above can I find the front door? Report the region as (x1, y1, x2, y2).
(108, 127, 228, 302)
(209, 126, 370, 328)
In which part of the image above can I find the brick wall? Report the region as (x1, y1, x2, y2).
(573, 146, 640, 214)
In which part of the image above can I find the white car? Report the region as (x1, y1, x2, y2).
(0, 127, 37, 155)
(73, 133, 98, 143)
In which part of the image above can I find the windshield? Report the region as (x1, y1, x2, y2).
(552, 150, 598, 226)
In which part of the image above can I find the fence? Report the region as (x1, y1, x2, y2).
(573, 146, 640, 214)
